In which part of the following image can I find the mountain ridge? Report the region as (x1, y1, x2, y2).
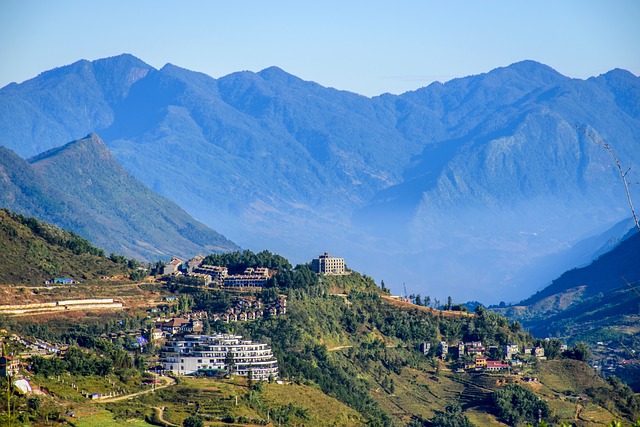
(1, 55, 639, 303)
(1, 133, 238, 261)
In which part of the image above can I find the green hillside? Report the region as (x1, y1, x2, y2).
(1, 243, 638, 426)
(154, 265, 639, 426)
(0, 208, 128, 285)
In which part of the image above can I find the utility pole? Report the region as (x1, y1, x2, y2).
(6, 374, 10, 427)
(2, 343, 11, 427)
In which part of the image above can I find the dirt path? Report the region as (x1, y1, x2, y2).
(575, 403, 583, 421)
(381, 295, 474, 318)
(96, 375, 176, 403)
(153, 406, 179, 427)
(327, 345, 353, 351)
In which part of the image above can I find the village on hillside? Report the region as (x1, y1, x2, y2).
(2, 247, 636, 427)
(0, 252, 350, 398)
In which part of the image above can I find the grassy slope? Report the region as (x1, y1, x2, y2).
(70, 377, 364, 427)
(536, 359, 619, 425)
(74, 410, 156, 427)
(0, 209, 127, 285)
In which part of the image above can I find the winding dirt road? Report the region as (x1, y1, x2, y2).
(96, 375, 176, 403)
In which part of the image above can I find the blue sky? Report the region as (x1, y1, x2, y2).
(1, 0, 639, 96)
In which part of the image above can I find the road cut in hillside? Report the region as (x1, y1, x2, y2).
(381, 295, 475, 318)
(0, 298, 123, 315)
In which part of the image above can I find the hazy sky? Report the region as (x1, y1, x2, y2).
(1, 0, 639, 96)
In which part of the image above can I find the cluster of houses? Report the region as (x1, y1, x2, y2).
(1, 333, 68, 379)
(213, 296, 287, 322)
(162, 251, 347, 289)
(153, 318, 203, 338)
(152, 296, 287, 340)
(162, 256, 273, 288)
(0, 354, 34, 395)
(430, 340, 547, 372)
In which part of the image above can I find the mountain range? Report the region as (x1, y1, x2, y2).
(0, 133, 238, 261)
(1, 54, 639, 303)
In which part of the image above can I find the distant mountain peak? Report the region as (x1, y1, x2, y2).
(258, 66, 292, 78)
(28, 133, 110, 164)
(507, 59, 555, 70)
(259, 65, 286, 73)
(598, 67, 639, 82)
(257, 66, 317, 88)
(160, 63, 185, 73)
(7, 132, 239, 260)
(484, 60, 566, 84)
(91, 53, 151, 68)
(157, 63, 218, 87)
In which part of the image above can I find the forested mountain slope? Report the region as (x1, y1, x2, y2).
(494, 226, 640, 386)
(0, 133, 238, 261)
(1, 55, 639, 302)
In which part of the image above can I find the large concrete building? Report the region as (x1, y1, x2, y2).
(223, 268, 270, 288)
(160, 334, 278, 380)
(311, 252, 345, 275)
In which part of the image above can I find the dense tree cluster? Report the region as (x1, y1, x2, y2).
(563, 342, 591, 361)
(183, 415, 204, 427)
(430, 404, 476, 427)
(493, 384, 550, 426)
(269, 264, 318, 289)
(6, 209, 106, 257)
(31, 346, 115, 377)
(203, 249, 291, 274)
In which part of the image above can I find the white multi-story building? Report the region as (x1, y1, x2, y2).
(311, 252, 345, 275)
(160, 334, 278, 380)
